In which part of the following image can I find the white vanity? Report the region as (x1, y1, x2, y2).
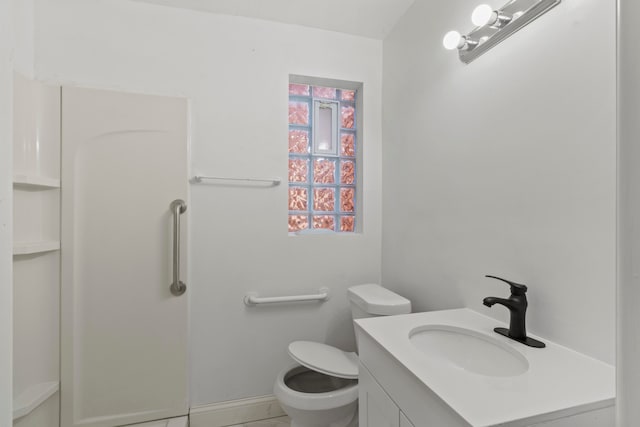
(354, 309, 615, 427)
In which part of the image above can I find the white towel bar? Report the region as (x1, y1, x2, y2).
(192, 175, 281, 186)
(244, 288, 330, 306)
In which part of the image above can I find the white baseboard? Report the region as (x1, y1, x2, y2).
(189, 395, 285, 427)
(125, 416, 189, 427)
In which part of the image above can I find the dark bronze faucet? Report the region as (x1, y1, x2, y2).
(483, 275, 545, 348)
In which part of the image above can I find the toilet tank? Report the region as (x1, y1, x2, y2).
(347, 284, 411, 320)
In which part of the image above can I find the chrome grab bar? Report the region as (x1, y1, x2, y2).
(170, 199, 187, 296)
(243, 288, 330, 306)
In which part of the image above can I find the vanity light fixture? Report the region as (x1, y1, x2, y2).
(442, 31, 478, 51)
(443, 0, 561, 64)
(471, 4, 512, 28)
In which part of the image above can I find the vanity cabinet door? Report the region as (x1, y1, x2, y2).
(400, 412, 415, 427)
(359, 364, 400, 427)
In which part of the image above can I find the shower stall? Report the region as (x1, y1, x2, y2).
(12, 78, 191, 427)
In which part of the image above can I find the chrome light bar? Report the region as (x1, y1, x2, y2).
(446, 0, 561, 64)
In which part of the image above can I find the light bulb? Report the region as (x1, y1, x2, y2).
(443, 31, 463, 50)
(471, 4, 497, 27)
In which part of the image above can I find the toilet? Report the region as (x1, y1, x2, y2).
(273, 284, 411, 427)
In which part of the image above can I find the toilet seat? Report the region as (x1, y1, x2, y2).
(288, 341, 359, 380)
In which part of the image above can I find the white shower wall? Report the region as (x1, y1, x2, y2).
(33, 0, 383, 405)
(0, 0, 14, 423)
(381, 0, 616, 364)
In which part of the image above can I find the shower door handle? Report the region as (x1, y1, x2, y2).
(170, 199, 187, 296)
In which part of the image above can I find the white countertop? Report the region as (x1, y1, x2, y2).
(355, 308, 615, 427)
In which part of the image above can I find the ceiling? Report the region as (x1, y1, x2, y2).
(133, 0, 416, 39)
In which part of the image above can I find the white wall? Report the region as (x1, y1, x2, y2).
(382, 0, 616, 364)
(0, 0, 13, 423)
(34, 0, 383, 405)
(618, 0, 639, 424)
(12, 0, 34, 77)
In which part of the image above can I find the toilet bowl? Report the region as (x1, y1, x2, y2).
(273, 284, 411, 427)
(274, 363, 358, 427)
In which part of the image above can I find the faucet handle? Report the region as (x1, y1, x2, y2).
(485, 275, 528, 294)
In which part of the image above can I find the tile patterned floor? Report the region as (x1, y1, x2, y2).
(228, 416, 290, 427)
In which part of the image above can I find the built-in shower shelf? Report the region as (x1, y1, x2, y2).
(13, 381, 59, 420)
(13, 241, 60, 256)
(13, 174, 60, 189)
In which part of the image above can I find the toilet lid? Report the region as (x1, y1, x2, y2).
(288, 341, 359, 380)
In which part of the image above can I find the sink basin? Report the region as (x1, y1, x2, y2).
(409, 325, 529, 377)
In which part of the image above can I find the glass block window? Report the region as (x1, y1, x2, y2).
(288, 83, 357, 233)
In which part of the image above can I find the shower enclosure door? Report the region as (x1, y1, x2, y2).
(60, 87, 189, 427)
